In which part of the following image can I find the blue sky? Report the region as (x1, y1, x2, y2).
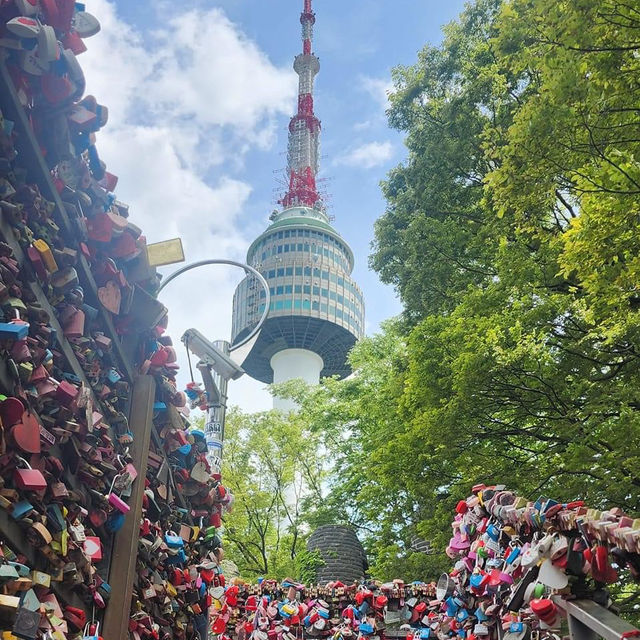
(82, 0, 466, 411)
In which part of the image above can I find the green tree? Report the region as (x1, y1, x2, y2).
(268, 0, 640, 608)
(368, 0, 640, 512)
(221, 408, 326, 580)
(274, 323, 452, 582)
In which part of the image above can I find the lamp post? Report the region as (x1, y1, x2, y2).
(157, 259, 270, 472)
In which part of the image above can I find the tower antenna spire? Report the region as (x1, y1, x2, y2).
(280, 0, 322, 210)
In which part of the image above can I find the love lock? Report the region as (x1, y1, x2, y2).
(538, 558, 568, 589)
(82, 621, 104, 640)
(12, 605, 41, 639)
(105, 472, 130, 514)
(13, 456, 47, 491)
(503, 622, 531, 640)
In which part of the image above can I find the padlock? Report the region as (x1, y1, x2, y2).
(13, 457, 46, 491)
(32, 239, 58, 273)
(82, 621, 104, 640)
(12, 606, 40, 639)
(105, 473, 130, 514)
(69, 521, 86, 542)
(113, 461, 137, 492)
(165, 530, 184, 549)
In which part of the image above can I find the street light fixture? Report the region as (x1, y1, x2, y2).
(157, 259, 270, 473)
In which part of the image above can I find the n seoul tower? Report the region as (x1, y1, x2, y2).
(231, 0, 365, 411)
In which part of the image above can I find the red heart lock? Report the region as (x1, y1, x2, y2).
(0, 397, 25, 427)
(10, 410, 41, 454)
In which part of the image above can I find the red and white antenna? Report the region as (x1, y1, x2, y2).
(279, 0, 322, 210)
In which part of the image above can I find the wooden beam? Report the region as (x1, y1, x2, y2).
(102, 375, 155, 640)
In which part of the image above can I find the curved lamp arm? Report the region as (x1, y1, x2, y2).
(156, 258, 270, 351)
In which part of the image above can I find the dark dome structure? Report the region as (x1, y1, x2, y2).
(307, 525, 368, 585)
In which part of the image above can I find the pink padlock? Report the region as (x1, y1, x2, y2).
(107, 474, 130, 514)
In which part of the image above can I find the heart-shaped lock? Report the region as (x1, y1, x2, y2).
(97, 281, 121, 314)
(0, 397, 25, 427)
(10, 411, 41, 454)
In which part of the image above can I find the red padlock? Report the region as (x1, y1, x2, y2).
(64, 606, 87, 632)
(530, 598, 558, 626)
(13, 456, 46, 491)
(456, 500, 468, 514)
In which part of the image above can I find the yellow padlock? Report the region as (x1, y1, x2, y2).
(33, 239, 58, 273)
(32, 571, 51, 588)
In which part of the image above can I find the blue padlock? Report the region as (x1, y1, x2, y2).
(534, 496, 547, 512)
(105, 511, 125, 533)
(165, 531, 184, 548)
(469, 574, 484, 589)
(506, 547, 521, 564)
(0, 322, 29, 341)
(177, 443, 192, 455)
(9, 562, 30, 577)
(445, 597, 459, 617)
(11, 500, 34, 520)
(486, 523, 500, 541)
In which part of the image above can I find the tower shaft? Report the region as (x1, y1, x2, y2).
(281, 0, 321, 210)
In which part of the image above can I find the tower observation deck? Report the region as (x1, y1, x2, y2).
(231, 0, 364, 409)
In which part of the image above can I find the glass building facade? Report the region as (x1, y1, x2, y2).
(232, 206, 365, 383)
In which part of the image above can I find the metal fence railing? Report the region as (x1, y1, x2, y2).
(552, 596, 640, 640)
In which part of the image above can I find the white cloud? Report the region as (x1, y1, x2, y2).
(354, 120, 373, 131)
(360, 75, 394, 111)
(335, 141, 394, 169)
(81, 0, 291, 412)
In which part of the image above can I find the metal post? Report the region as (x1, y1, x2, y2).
(203, 339, 230, 474)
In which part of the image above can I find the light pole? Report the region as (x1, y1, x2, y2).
(157, 259, 270, 473)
